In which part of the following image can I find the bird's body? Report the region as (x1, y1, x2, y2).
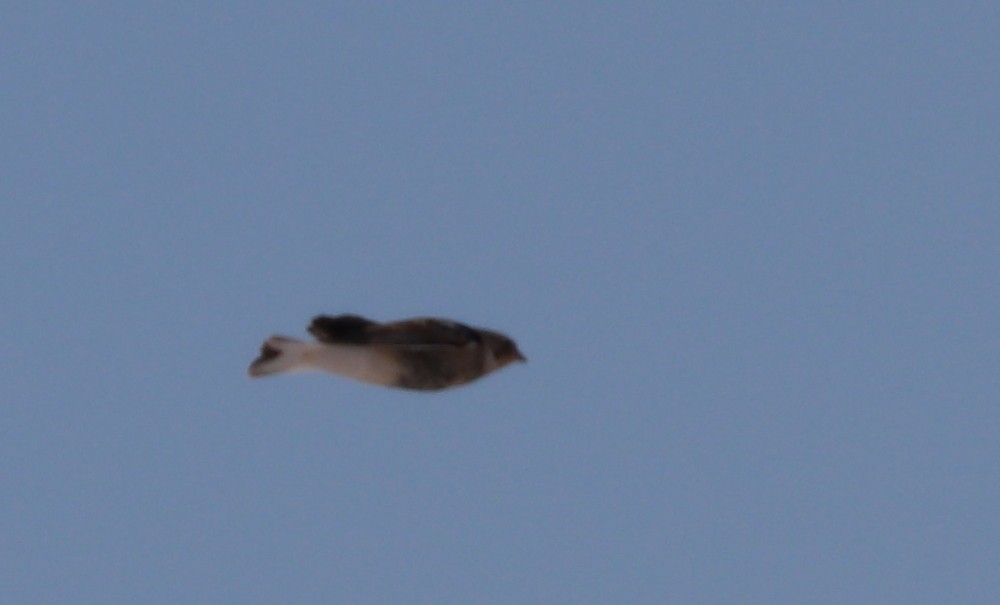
(249, 314, 525, 391)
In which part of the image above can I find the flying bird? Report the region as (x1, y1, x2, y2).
(248, 314, 526, 391)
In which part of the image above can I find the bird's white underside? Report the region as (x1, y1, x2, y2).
(297, 342, 401, 386)
(252, 332, 503, 387)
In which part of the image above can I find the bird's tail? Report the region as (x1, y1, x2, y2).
(248, 336, 316, 377)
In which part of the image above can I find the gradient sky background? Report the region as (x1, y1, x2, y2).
(3, 3, 998, 604)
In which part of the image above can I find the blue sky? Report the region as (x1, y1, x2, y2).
(3, 3, 998, 603)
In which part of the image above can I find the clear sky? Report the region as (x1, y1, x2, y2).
(3, 3, 998, 604)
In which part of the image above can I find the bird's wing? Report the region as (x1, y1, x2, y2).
(308, 314, 379, 344)
(309, 315, 480, 349)
(367, 318, 482, 348)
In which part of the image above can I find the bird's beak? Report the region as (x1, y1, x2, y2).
(515, 350, 527, 363)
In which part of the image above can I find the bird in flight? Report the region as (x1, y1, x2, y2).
(249, 314, 525, 391)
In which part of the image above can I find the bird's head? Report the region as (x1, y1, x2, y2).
(482, 331, 526, 368)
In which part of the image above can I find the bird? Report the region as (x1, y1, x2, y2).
(248, 314, 526, 391)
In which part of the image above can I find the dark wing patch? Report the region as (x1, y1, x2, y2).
(367, 318, 482, 348)
(308, 314, 378, 344)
